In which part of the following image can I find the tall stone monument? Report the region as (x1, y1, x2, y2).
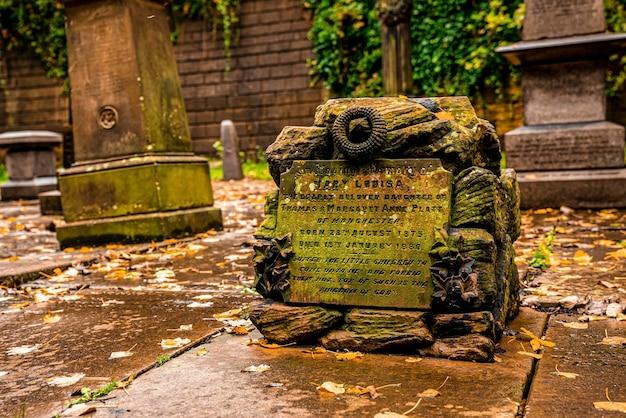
(498, 0, 626, 208)
(56, 0, 222, 247)
(250, 97, 521, 362)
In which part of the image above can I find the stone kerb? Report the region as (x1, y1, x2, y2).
(250, 97, 521, 362)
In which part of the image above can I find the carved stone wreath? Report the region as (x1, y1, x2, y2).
(253, 234, 294, 301)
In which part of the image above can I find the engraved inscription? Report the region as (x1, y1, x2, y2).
(276, 159, 452, 309)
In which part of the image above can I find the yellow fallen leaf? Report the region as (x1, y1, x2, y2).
(231, 326, 249, 335)
(593, 402, 626, 413)
(10, 302, 30, 310)
(317, 381, 345, 395)
(63, 247, 75, 253)
(573, 250, 592, 265)
(5, 255, 19, 262)
(43, 312, 61, 324)
(417, 388, 440, 398)
(160, 337, 190, 349)
(518, 351, 543, 359)
(405, 357, 423, 363)
(302, 347, 327, 355)
(559, 321, 588, 329)
(530, 338, 542, 352)
(335, 351, 363, 361)
(195, 348, 208, 356)
(552, 365, 579, 379)
(213, 308, 241, 319)
(109, 351, 133, 359)
(599, 336, 626, 346)
(606, 248, 626, 260)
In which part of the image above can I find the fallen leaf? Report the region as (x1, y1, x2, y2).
(573, 250, 592, 265)
(60, 403, 97, 416)
(178, 324, 193, 331)
(230, 325, 249, 335)
(195, 348, 208, 356)
(213, 308, 241, 319)
(593, 402, 626, 413)
(599, 336, 626, 346)
(302, 347, 327, 355)
(405, 357, 423, 363)
(160, 337, 191, 349)
(187, 301, 214, 308)
(317, 381, 345, 395)
(43, 312, 61, 324)
(559, 321, 588, 330)
(109, 351, 133, 359)
(605, 248, 626, 260)
(192, 294, 214, 301)
(242, 364, 271, 373)
(7, 344, 39, 355)
(47, 373, 85, 387)
(335, 351, 363, 361)
(374, 412, 406, 418)
(416, 388, 440, 398)
(551, 370, 579, 379)
(518, 351, 543, 359)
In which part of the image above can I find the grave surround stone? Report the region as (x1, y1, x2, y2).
(497, 0, 626, 208)
(56, 0, 222, 247)
(250, 97, 521, 362)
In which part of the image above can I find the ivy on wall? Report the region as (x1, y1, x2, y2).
(0, 0, 240, 81)
(306, 0, 626, 98)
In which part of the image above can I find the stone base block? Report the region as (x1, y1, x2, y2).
(505, 121, 624, 171)
(0, 177, 58, 200)
(517, 168, 626, 208)
(38, 190, 63, 216)
(248, 300, 342, 344)
(56, 206, 222, 248)
(59, 155, 216, 222)
(320, 309, 433, 352)
(419, 334, 495, 362)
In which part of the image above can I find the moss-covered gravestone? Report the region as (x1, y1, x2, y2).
(55, 0, 222, 247)
(251, 97, 520, 362)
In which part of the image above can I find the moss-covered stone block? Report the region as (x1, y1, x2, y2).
(255, 190, 279, 239)
(59, 155, 215, 222)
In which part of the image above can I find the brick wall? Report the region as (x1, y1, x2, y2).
(174, 0, 324, 155)
(0, 0, 323, 156)
(0, 54, 69, 132)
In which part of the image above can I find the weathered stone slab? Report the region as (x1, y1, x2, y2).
(500, 169, 521, 241)
(420, 334, 495, 362)
(432, 312, 495, 339)
(276, 159, 452, 308)
(505, 121, 625, 171)
(522, 0, 605, 41)
(321, 309, 433, 352)
(523, 60, 606, 125)
(451, 167, 506, 242)
(248, 300, 342, 344)
(517, 168, 626, 208)
(525, 315, 626, 418)
(266, 126, 331, 185)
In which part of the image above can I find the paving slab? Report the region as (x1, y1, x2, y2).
(525, 315, 626, 418)
(85, 309, 547, 418)
(0, 180, 274, 418)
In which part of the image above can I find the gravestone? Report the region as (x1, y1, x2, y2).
(0, 131, 61, 200)
(56, 0, 222, 247)
(220, 120, 243, 180)
(250, 97, 521, 361)
(497, 0, 626, 208)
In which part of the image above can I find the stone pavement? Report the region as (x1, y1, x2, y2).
(0, 182, 624, 418)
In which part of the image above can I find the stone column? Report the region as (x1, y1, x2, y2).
(497, 0, 626, 208)
(377, 0, 413, 95)
(56, 0, 222, 247)
(0, 131, 61, 200)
